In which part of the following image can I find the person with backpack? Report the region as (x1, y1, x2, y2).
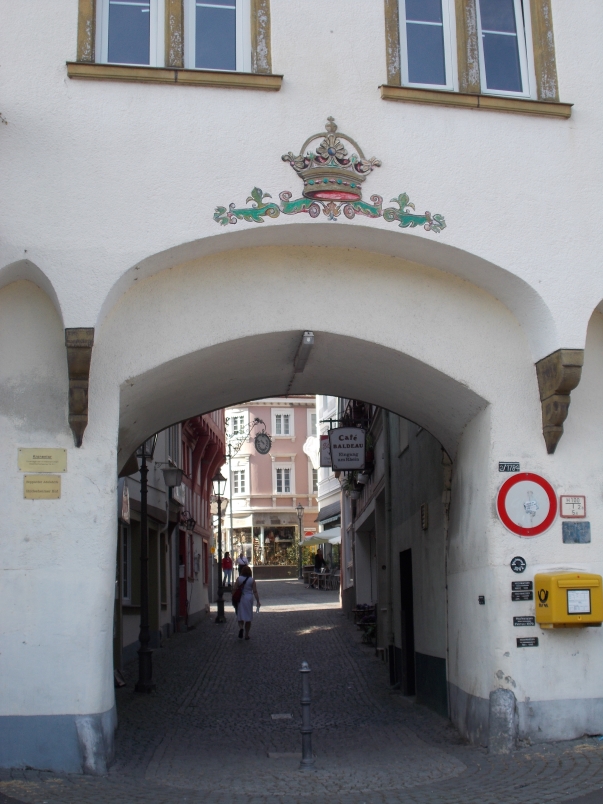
(232, 564, 260, 640)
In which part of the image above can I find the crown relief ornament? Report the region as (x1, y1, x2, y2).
(214, 117, 446, 232)
(282, 116, 382, 203)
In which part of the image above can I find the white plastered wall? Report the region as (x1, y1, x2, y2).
(0, 281, 116, 718)
(0, 0, 603, 763)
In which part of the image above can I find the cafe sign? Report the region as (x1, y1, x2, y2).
(328, 427, 366, 471)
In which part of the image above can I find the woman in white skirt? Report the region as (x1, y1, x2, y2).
(234, 564, 260, 640)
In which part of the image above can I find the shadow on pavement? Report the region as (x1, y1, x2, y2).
(565, 789, 603, 803)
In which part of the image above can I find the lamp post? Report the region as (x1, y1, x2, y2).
(135, 434, 158, 694)
(212, 470, 227, 623)
(296, 503, 304, 580)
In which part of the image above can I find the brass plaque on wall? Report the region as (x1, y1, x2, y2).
(18, 448, 67, 473)
(24, 475, 61, 499)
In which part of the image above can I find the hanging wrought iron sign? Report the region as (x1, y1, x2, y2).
(328, 427, 366, 471)
(214, 117, 446, 232)
(319, 434, 332, 468)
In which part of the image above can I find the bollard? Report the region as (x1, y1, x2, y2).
(299, 660, 316, 770)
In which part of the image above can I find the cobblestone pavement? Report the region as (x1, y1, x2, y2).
(3, 579, 603, 803)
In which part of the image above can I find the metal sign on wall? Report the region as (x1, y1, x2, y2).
(497, 472, 557, 537)
(328, 427, 366, 471)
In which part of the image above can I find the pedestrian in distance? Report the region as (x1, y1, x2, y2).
(233, 564, 260, 640)
(311, 547, 326, 588)
(236, 550, 249, 576)
(222, 551, 233, 587)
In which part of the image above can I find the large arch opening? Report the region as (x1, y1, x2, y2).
(85, 236, 545, 770)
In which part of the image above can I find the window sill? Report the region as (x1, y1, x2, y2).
(66, 62, 283, 91)
(380, 85, 572, 119)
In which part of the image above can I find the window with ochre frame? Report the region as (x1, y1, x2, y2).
(95, 0, 252, 71)
(475, 0, 533, 98)
(184, 0, 251, 72)
(96, 0, 164, 66)
(399, 0, 456, 91)
(388, 0, 559, 103)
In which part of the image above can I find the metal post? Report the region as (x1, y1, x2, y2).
(215, 494, 226, 623)
(299, 661, 315, 770)
(136, 452, 155, 693)
(228, 445, 234, 561)
(298, 510, 303, 580)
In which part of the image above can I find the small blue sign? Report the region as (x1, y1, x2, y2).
(562, 521, 591, 544)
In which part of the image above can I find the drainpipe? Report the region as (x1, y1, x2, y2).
(384, 411, 394, 647)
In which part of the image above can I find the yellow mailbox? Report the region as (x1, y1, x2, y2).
(535, 572, 603, 628)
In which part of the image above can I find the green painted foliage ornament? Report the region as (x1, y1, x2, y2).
(214, 118, 446, 234)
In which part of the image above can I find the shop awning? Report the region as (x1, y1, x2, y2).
(303, 527, 341, 546)
(315, 501, 341, 524)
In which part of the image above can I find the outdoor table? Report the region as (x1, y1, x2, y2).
(319, 572, 331, 590)
(309, 571, 331, 590)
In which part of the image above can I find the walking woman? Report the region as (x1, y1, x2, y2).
(234, 564, 260, 640)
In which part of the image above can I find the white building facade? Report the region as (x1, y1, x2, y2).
(1, 0, 603, 773)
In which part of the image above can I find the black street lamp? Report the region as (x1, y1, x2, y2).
(135, 434, 158, 694)
(212, 470, 227, 623)
(296, 503, 304, 580)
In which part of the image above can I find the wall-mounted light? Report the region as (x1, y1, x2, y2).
(161, 466, 184, 488)
(294, 331, 314, 373)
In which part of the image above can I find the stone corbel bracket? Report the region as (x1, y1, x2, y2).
(65, 328, 95, 447)
(536, 349, 584, 454)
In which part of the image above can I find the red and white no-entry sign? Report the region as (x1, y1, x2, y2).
(497, 472, 557, 537)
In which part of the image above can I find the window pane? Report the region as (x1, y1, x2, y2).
(108, 1, 150, 65)
(405, 0, 442, 23)
(311, 414, 317, 436)
(482, 33, 522, 91)
(283, 415, 290, 435)
(284, 469, 290, 493)
(275, 415, 282, 435)
(479, 0, 523, 92)
(276, 469, 282, 492)
(406, 21, 446, 85)
(479, 0, 517, 33)
(195, 3, 236, 71)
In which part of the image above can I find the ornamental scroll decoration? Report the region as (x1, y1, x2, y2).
(214, 117, 446, 233)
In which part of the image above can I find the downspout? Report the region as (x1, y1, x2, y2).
(384, 411, 394, 647)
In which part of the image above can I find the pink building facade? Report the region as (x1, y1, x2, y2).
(224, 396, 318, 578)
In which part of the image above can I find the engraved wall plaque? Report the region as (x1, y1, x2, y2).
(18, 448, 67, 473)
(24, 475, 61, 499)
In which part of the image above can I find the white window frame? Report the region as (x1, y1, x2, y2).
(96, 0, 165, 66)
(309, 462, 318, 494)
(272, 408, 294, 438)
(184, 0, 251, 72)
(399, 0, 456, 91)
(475, 0, 534, 98)
(121, 524, 131, 603)
(227, 408, 248, 437)
(231, 414, 246, 437)
(274, 463, 295, 495)
(232, 468, 247, 495)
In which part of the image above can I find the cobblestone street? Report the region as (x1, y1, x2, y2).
(2, 580, 603, 804)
